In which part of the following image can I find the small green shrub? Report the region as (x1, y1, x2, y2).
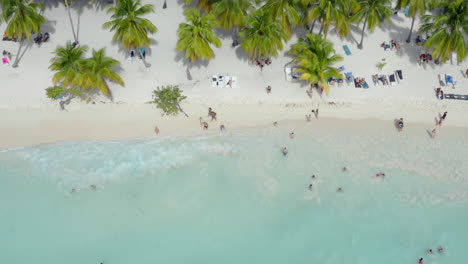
(151, 85, 187, 116)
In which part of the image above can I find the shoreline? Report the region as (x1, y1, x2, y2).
(1, 98, 467, 150)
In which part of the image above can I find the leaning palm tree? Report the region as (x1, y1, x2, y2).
(396, 0, 433, 43)
(103, 0, 157, 60)
(289, 34, 343, 94)
(177, 8, 221, 63)
(419, 0, 468, 63)
(0, 0, 45, 67)
(239, 9, 287, 60)
(352, 0, 393, 49)
(211, 0, 254, 31)
(81, 48, 125, 101)
(308, 0, 356, 39)
(260, 0, 301, 39)
(49, 41, 88, 88)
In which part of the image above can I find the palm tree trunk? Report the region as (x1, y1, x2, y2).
(12, 40, 24, 68)
(309, 18, 317, 33)
(406, 15, 415, 43)
(137, 47, 150, 68)
(65, 0, 78, 43)
(358, 15, 368, 49)
(176, 102, 189, 117)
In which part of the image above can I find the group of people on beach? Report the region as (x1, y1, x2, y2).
(254, 57, 272, 71)
(381, 40, 401, 51)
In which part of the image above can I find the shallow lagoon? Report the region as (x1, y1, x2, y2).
(1, 119, 467, 264)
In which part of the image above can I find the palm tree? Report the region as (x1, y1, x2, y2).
(0, 0, 45, 67)
(396, 0, 433, 43)
(419, 0, 468, 63)
(103, 0, 157, 61)
(81, 48, 124, 101)
(49, 42, 88, 88)
(177, 8, 221, 63)
(308, 0, 356, 39)
(212, 0, 254, 31)
(184, 0, 215, 12)
(261, 0, 301, 39)
(239, 9, 287, 60)
(352, 0, 393, 49)
(289, 34, 343, 94)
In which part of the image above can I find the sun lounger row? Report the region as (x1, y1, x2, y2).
(344, 70, 403, 88)
(444, 94, 468, 100)
(212, 75, 237, 88)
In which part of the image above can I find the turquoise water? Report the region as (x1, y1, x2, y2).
(1, 120, 467, 264)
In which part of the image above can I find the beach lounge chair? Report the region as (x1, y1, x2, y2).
(224, 76, 231, 88)
(404, 8, 410, 17)
(2, 57, 9, 66)
(339, 66, 345, 72)
(231, 76, 237, 88)
(328, 77, 336, 86)
(396, 70, 403, 81)
(362, 80, 369, 88)
(285, 67, 292, 81)
(438, 74, 445, 86)
(445, 74, 457, 88)
(217, 76, 225, 88)
(345, 72, 353, 85)
(343, 45, 352, 55)
(372, 74, 379, 85)
(389, 74, 397, 86)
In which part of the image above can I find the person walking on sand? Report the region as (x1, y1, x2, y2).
(439, 111, 447, 125)
(208, 107, 213, 117)
(210, 111, 217, 121)
(266, 85, 272, 94)
(431, 128, 436, 138)
(220, 124, 226, 132)
(289, 132, 295, 139)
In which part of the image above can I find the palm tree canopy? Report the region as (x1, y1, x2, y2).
(289, 34, 343, 94)
(176, 8, 221, 63)
(308, 0, 357, 38)
(419, 0, 468, 62)
(352, 0, 393, 32)
(239, 9, 287, 59)
(185, 0, 215, 12)
(395, 0, 432, 18)
(0, 0, 45, 40)
(212, 0, 254, 30)
(49, 42, 88, 88)
(103, 0, 157, 49)
(82, 48, 124, 98)
(261, 0, 301, 39)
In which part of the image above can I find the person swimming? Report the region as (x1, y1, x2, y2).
(438, 246, 444, 252)
(311, 175, 316, 180)
(337, 187, 343, 192)
(427, 249, 433, 254)
(376, 173, 385, 177)
(282, 147, 288, 156)
(309, 184, 313, 190)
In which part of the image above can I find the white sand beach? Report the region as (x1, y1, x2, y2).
(0, 0, 467, 149)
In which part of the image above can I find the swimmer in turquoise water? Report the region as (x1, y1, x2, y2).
(282, 147, 288, 156)
(309, 184, 313, 190)
(419, 258, 423, 264)
(427, 249, 433, 254)
(438, 247, 444, 253)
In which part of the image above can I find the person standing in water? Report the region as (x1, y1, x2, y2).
(282, 147, 288, 156)
(418, 258, 423, 264)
